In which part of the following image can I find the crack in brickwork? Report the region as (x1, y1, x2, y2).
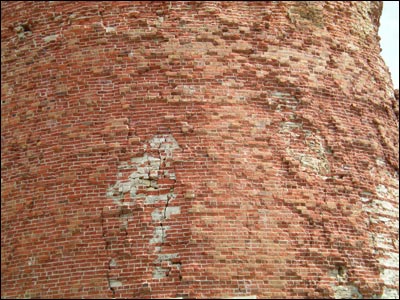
(360, 160, 399, 299)
(148, 135, 182, 281)
(104, 135, 182, 294)
(100, 208, 115, 297)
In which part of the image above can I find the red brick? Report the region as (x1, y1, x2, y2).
(1, 1, 398, 299)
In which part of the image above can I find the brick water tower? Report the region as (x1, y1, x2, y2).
(1, 1, 398, 299)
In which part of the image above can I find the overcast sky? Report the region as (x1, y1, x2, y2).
(379, 1, 399, 89)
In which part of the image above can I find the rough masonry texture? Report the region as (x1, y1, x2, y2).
(1, 1, 399, 299)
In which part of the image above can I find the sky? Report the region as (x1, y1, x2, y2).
(379, 1, 399, 89)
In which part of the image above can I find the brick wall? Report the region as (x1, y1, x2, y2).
(1, 1, 398, 299)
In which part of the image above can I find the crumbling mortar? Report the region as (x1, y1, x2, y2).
(158, 141, 168, 246)
(373, 123, 399, 173)
(159, 192, 173, 246)
(169, 143, 184, 282)
(275, 159, 381, 298)
(106, 270, 116, 299)
(154, 135, 183, 281)
(101, 208, 115, 298)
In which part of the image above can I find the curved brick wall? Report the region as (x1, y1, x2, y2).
(1, 1, 399, 299)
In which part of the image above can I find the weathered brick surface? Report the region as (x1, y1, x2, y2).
(1, 1, 398, 299)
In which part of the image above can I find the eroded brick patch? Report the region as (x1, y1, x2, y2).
(103, 134, 182, 295)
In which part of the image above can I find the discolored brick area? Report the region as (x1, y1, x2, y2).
(1, 1, 398, 299)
